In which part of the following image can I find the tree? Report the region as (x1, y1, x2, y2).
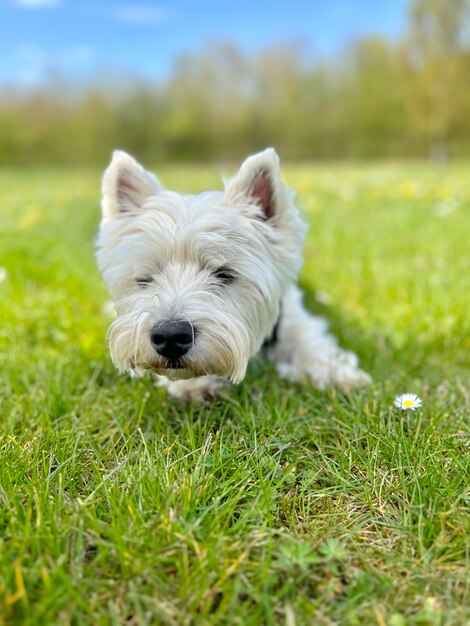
(404, 0, 470, 160)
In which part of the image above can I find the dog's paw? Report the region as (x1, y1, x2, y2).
(329, 350, 372, 390)
(276, 355, 371, 391)
(163, 376, 231, 403)
(330, 364, 372, 390)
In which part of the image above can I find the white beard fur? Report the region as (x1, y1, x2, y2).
(96, 148, 370, 402)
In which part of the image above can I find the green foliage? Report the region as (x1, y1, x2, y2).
(0, 163, 469, 624)
(1, 1, 470, 165)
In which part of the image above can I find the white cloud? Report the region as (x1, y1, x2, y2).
(12, 0, 62, 8)
(111, 3, 169, 25)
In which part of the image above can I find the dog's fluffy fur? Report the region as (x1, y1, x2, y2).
(96, 148, 370, 401)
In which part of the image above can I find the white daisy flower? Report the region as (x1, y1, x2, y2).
(394, 393, 422, 411)
(0, 267, 7, 283)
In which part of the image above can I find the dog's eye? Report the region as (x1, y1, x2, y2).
(136, 276, 153, 287)
(214, 268, 235, 284)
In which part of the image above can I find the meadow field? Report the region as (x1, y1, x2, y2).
(0, 162, 469, 625)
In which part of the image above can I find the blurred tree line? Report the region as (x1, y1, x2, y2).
(1, 0, 469, 165)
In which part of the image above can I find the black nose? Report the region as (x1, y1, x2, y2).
(150, 321, 194, 361)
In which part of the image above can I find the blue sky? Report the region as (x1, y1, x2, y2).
(0, 0, 411, 87)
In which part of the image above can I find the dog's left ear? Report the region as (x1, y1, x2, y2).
(225, 148, 287, 221)
(101, 150, 161, 219)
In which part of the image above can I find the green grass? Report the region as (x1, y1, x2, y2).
(0, 162, 469, 625)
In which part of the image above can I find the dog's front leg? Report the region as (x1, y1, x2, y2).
(268, 285, 371, 390)
(155, 375, 231, 403)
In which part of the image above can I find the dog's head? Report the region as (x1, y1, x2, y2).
(96, 149, 306, 382)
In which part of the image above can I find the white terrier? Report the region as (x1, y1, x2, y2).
(97, 148, 370, 402)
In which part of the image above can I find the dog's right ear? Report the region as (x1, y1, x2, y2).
(101, 151, 161, 219)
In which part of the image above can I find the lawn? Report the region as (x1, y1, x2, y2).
(0, 162, 469, 625)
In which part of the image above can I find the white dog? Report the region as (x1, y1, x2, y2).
(96, 148, 370, 402)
